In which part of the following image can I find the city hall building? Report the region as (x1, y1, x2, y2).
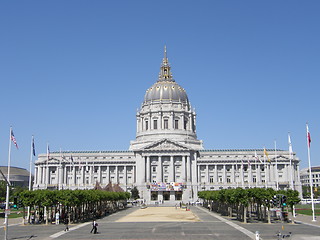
(33, 49, 302, 204)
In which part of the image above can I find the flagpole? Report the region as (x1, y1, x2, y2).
(236, 161, 239, 188)
(275, 140, 279, 190)
(288, 133, 294, 189)
(46, 143, 49, 188)
(254, 150, 261, 187)
(27, 135, 34, 224)
(288, 132, 296, 218)
(4, 127, 13, 240)
(248, 157, 251, 188)
(254, 151, 258, 187)
(264, 147, 267, 188)
(241, 158, 244, 188)
(59, 148, 62, 190)
(306, 123, 316, 222)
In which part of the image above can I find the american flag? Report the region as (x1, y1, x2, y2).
(11, 129, 18, 149)
(32, 136, 36, 156)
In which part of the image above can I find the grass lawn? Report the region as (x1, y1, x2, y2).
(0, 208, 26, 219)
(294, 204, 320, 216)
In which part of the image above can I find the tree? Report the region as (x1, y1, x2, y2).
(131, 186, 140, 200)
(0, 181, 7, 202)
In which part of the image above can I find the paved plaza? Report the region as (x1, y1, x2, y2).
(1, 206, 320, 240)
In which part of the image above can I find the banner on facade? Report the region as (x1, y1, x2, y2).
(150, 182, 184, 191)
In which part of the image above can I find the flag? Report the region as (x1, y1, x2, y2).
(255, 150, 263, 163)
(247, 158, 251, 166)
(32, 136, 36, 156)
(306, 123, 311, 148)
(11, 129, 18, 149)
(264, 147, 271, 162)
(70, 155, 74, 165)
(78, 157, 82, 170)
(288, 133, 293, 155)
(47, 144, 50, 161)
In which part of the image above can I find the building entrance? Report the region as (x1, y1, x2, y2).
(163, 191, 170, 201)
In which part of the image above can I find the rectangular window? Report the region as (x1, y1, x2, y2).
(164, 119, 168, 129)
(209, 176, 214, 183)
(164, 176, 168, 183)
(154, 120, 157, 129)
(174, 120, 179, 129)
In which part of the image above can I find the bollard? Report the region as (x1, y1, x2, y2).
(255, 231, 260, 240)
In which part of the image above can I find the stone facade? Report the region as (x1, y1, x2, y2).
(33, 48, 302, 204)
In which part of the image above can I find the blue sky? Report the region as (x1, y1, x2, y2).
(0, 1, 319, 172)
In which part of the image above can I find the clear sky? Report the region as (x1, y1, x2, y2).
(1, 1, 319, 172)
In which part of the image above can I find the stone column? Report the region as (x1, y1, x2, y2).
(206, 165, 209, 183)
(170, 156, 174, 182)
(90, 165, 93, 185)
(124, 166, 127, 186)
(98, 166, 102, 183)
(46, 165, 50, 185)
(136, 116, 139, 133)
(182, 156, 186, 182)
(158, 156, 163, 182)
(231, 164, 235, 183)
(58, 165, 62, 189)
(37, 166, 41, 184)
(115, 166, 119, 183)
(106, 166, 110, 183)
(256, 164, 261, 184)
(215, 165, 218, 182)
(223, 165, 226, 183)
(146, 156, 150, 182)
(186, 155, 191, 182)
(192, 153, 197, 184)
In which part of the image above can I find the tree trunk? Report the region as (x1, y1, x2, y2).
(243, 205, 247, 223)
(267, 206, 271, 224)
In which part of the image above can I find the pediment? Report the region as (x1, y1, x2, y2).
(143, 139, 189, 151)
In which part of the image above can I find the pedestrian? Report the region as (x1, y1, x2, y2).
(64, 217, 69, 231)
(90, 220, 98, 234)
(30, 213, 35, 224)
(55, 211, 60, 225)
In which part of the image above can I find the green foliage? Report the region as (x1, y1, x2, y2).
(131, 186, 140, 200)
(0, 181, 7, 202)
(198, 188, 300, 208)
(18, 189, 129, 208)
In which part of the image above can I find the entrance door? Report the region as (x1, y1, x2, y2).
(163, 191, 170, 201)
